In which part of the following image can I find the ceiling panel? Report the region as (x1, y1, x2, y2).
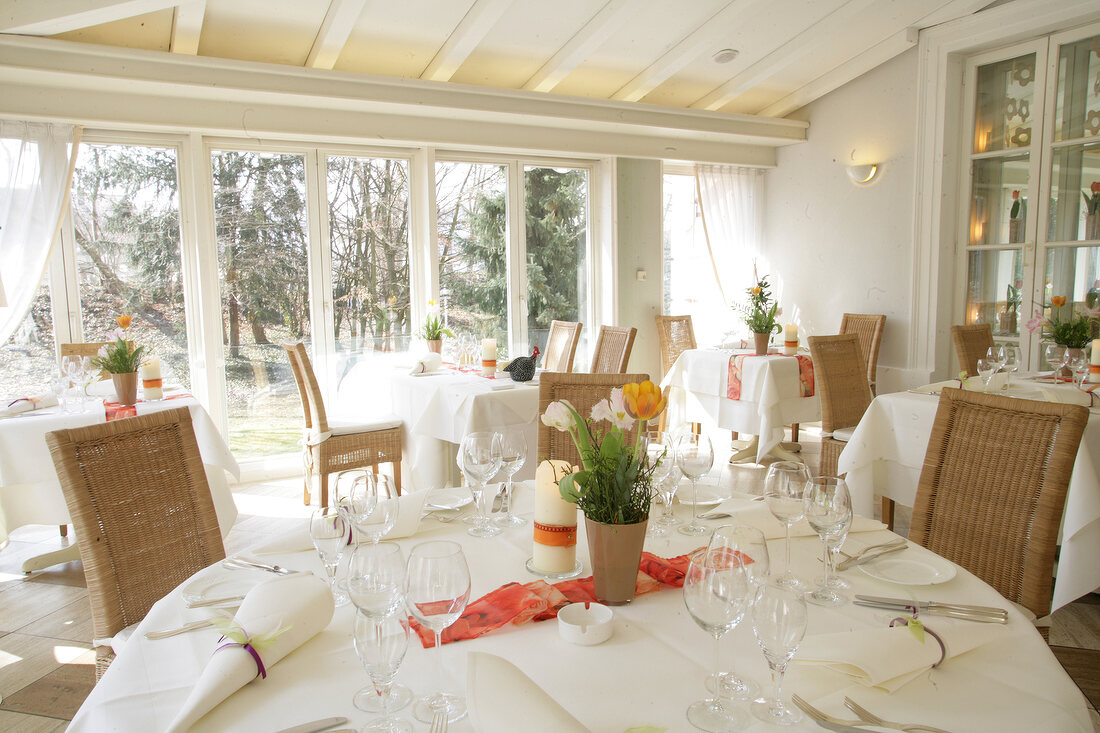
(336, 0, 475, 78)
(53, 9, 173, 53)
(201, 0, 329, 67)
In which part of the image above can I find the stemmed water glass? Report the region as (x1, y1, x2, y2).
(333, 470, 376, 542)
(1069, 350, 1091, 388)
(644, 430, 680, 536)
(493, 431, 527, 529)
(683, 548, 751, 732)
(976, 357, 997, 390)
(677, 432, 714, 536)
(1001, 345, 1022, 388)
(803, 476, 853, 607)
(355, 474, 401, 544)
(310, 507, 350, 607)
(406, 541, 472, 724)
(354, 611, 413, 733)
(348, 543, 412, 714)
(751, 582, 809, 726)
(820, 497, 854, 592)
(1045, 343, 1067, 381)
(764, 461, 811, 590)
(460, 432, 503, 538)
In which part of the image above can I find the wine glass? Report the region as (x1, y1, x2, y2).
(683, 548, 751, 732)
(1002, 345, 1022, 388)
(460, 432, 503, 538)
(310, 507, 350, 607)
(333, 470, 376, 541)
(705, 524, 769, 702)
(976, 357, 997, 391)
(348, 543, 411, 713)
(803, 476, 853, 607)
(677, 432, 714, 536)
(984, 346, 1005, 373)
(1044, 343, 1066, 381)
(354, 611, 413, 733)
(820, 500, 854, 592)
(751, 582, 809, 726)
(355, 474, 401, 544)
(1070, 350, 1091, 388)
(644, 430, 679, 536)
(493, 431, 527, 529)
(764, 461, 811, 590)
(406, 541, 472, 723)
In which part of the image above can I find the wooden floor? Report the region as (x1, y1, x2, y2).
(1, 427, 1098, 730)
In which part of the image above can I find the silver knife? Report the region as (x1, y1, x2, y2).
(855, 595, 1008, 619)
(274, 717, 349, 733)
(836, 543, 907, 571)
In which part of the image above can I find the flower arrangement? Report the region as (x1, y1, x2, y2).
(1026, 297, 1098, 349)
(420, 300, 453, 341)
(737, 271, 782, 336)
(1083, 181, 1100, 216)
(1010, 190, 1022, 219)
(1005, 280, 1022, 313)
(541, 380, 667, 525)
(92, 315, 145, 374)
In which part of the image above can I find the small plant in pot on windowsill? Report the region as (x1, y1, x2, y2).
(738, 269, 782, 356)
(92, 315, 145, 406)
(420, 300, 453, 354)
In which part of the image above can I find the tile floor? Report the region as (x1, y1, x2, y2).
(1, 427, 1098, 730)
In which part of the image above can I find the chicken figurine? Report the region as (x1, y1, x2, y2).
(503, 345, 540, 382)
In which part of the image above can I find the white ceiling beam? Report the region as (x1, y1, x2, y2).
(916, 0, 997, 28)
(522, 0, 633, 93)
(421, 0, 513, 82)
(305, 0, 367, 70)
(610, 0, 756, 103)
(758, 26, 918, 117)
(170, 0, 205, 55)
(0, 0, 176, 35)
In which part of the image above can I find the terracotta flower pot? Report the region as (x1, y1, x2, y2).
(753, 331, 770, 356)
(112, 371, 139, 406)
(426, 339, 442, 354)
(585, 516, 648, 605)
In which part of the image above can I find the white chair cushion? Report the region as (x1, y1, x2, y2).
(328, 416, 402, 435)
(829, 427, 855, 442)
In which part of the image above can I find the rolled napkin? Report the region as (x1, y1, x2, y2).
(718, 501, 885, 540)
(1033, 384, 1093, 407)
(165, 572, 334, 732)
(467, 652, 590, 733)
(0, 392, 58, 417)
(87, 379, 117, 397)
(410, 352, 444, 375)
(795, 617, 1007, 692)
(383, 490, 429, 539)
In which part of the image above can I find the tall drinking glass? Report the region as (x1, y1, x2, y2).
(976, 358, 997, 390)
(764, 461, 811, 590)
(310, 507, 349, 606)
(349, 543, 411, 713)
(1002, 345, 1021, 388)
(751, 582, 809, 726)
(493, 431, 527, 528)
(406, 541, 472, 723)
(1044, 343, 1066, 381)
(460, 432, 503, 538)
(355, 474, 400, 544)
(333, 470, 375, 543)
(354, 611, 413, 733)
(803, 476, 853, 607)
(644, 430, 679, 536)
(677, 433, 714, 536)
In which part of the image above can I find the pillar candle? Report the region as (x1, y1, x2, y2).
(784, 323, 798, 342)
(141, 356, 163, 400)
(532, 460, 578, 574)
(481, 338, 497, 376)
(1089, 339, 1100, 384)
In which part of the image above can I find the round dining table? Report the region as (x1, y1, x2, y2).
(69, 484, 1092, 732)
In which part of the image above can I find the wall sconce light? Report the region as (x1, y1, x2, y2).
(846, 163, 879, 185)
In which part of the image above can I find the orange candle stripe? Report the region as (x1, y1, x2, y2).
(533, 521, 577, 547)
(142, 378, 163, 388)
(784, 340, 797, 348)
(482, 359, 497, 368)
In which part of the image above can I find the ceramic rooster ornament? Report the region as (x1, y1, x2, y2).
(503, 345, 540, 382)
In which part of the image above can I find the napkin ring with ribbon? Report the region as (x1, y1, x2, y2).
(211, 616, 290, 680)
(889, 610, 946, 668)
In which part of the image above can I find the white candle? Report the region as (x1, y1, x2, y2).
(141, 356, 163, 400)
(532, 460, 578, 574)
(784, 323, 798, 342)
(1089, 339, 1100, 384)
(481, 338, 497, 376)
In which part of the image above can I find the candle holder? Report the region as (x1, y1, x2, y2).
(525, 557, 583, 579)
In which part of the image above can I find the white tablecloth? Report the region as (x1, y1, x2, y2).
(661, 349, 821, 461)
(69, 484, 1090, 732)
(0, 397, 239, 544)
(838, 384, 1100, 611)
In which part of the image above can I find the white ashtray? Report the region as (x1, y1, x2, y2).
(557, 602, 614, 646)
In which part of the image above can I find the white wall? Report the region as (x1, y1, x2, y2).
(615, 158, 663, 381)
(763, 48, 926, 392)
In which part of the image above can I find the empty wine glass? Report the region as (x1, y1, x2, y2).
(349, 543, 411, 714)
(683, 548, 751, 732)
(820, 499, 854, 592)
(310, 507, 350, 607)
(984, 346, 1005, 373)
(803, 476, 853, 607)
(976, 357, 997, 390)
(1070, 351, 1091, 388)
(751, 582, 809, 726)
(460, 432, 503, 538)
(493, 431, 527, 529)
(354, 611, 413, 733)
(1002, 345, 1022, 388)
(644, 430, 679, 536)
(333, 470, 376, 541)
(677, 432, 714, 536)
(355, 474, 400, 544)
(1044, 343, 1067, 381)
(764, 461, 811, 591)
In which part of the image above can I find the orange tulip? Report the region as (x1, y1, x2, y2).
(1051, 296, 1067, 308)
(116, 314, 132, 329)
(751, 286, 763, 295)
(622, 380, 666, 421)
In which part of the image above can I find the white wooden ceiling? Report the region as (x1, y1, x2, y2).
(1, 0, 998, 118)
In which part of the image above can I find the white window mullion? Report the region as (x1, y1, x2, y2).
(304, 149, 332, 396)
(409, 147, 437, 335)
(507, 160, 526, 357)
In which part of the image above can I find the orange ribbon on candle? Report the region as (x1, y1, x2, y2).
(142, 378, 163, 388)
(533, 521, 576, 547)
(784, 340, 797, 348)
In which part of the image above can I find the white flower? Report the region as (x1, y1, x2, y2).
(591, 388, 635, 431)
(97, 346, 108, 359)
(541, 401, 573, 432)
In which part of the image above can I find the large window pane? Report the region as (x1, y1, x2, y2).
(525, 166, 588, 356)
(973, 53, 1036, 153)
(212, 150, 309, 459)
(1044, 245, 1100, 328)
(71, 143, 190, 388)
(436, 161, 508, 356)
(0, 279, 54, 396)
(969, 154, 1030, 245)
(965, 249, 1024, 337)
(1054, 34, 1100, 142)
(1049, 142, 1100, 243)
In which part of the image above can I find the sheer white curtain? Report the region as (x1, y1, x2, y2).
(694, 164, 765, 306)
(0, 121, 81, 344)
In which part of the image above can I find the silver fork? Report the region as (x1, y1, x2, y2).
(843, 697, 954, 733)
(429, 710, 448, 733)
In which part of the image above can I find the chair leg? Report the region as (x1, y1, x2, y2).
(59, 524, 68, 538)
(393, 461, 402, 495)
(303, 476, 312, 505)
(881, 496, 895, 531)
(318, 472, 329, 508)
(791, 423, 799, 442)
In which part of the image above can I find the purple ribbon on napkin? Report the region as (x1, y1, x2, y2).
(216, 627, 268, 679)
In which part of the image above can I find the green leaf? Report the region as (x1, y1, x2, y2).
(907, 617, 925, 644)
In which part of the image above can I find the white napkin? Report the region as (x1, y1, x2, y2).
(165, 572, 334, 732)
(87, 379, 117, 398)
(247, 527, 314, 556)
(467, 652, 590, 733)
(410, 352, 444, 375)
(1033, 384, 1093, 407)
(0, 392, 58, 417)
(716, 501, 885, 540)
(383, 491, 429, 539)
(795, 618, 1007, 692)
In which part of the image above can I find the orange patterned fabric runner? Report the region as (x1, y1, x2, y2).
(727, 353, 814, 400)
(104, 393, 193, 421)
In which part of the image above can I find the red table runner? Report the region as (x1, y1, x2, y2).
(727, 353, 814, 400)
(104, 393, 192, 421)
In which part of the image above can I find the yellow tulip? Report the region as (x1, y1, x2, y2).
(751, 286, 763, 295)
(1050, 296, 1067, 308)
(116, 314, 132, 329)
(622, 380, 666, 421)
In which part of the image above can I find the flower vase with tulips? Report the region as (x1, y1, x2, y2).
(92, 315, 145, 374)
(1026, 296, 1098, 349)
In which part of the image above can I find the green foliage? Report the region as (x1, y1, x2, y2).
(421, 313, 453, 340)
(738, 275, 782, 335)
(92, 336, 145, 374)
(1050, 312, 1092, 348)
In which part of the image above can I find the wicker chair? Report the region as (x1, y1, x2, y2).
(655, 314, 698, 432)
(590, 325, 637, 374)
(951, 323, 994, 377)
(839, 313, 885, 394)
(909, 388, 1088, 637)
(284, 343, 402, 507)
(537, 371, 649, 467)
(45, 407, 226, 681)
(808, 334, 873, 478)
(542, 320, 583, 372)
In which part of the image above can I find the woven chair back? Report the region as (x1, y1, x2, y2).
(45, 407, 225, 677)
(951, 323, 994, 377)
(808, 334, 873, 433)
(909, 388, 1087, 621)
(284, 342, 328, 433)
(655, 315, 697, 379)
(590, 325, 637, 374)
(537, 371, 649, 467)
(543, 320, 583, 372)
(839, 313, 885, 392)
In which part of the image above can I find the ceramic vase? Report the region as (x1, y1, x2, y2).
(426, 339, 442, 354)
(753, 332, 770, 356)
(1086, 212, 1099, 242)
(584, 516, 648, 605)
(112, 371, 139, 406)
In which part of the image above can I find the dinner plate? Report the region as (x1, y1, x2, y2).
(676, 481, 725, 507)
(181, 566, 265, 607)
(426, 486, 473, 511)
(858, 552, 957, 585)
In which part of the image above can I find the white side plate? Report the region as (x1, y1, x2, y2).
(182, 566, 264, 607)
(858, 552, 957, 585)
